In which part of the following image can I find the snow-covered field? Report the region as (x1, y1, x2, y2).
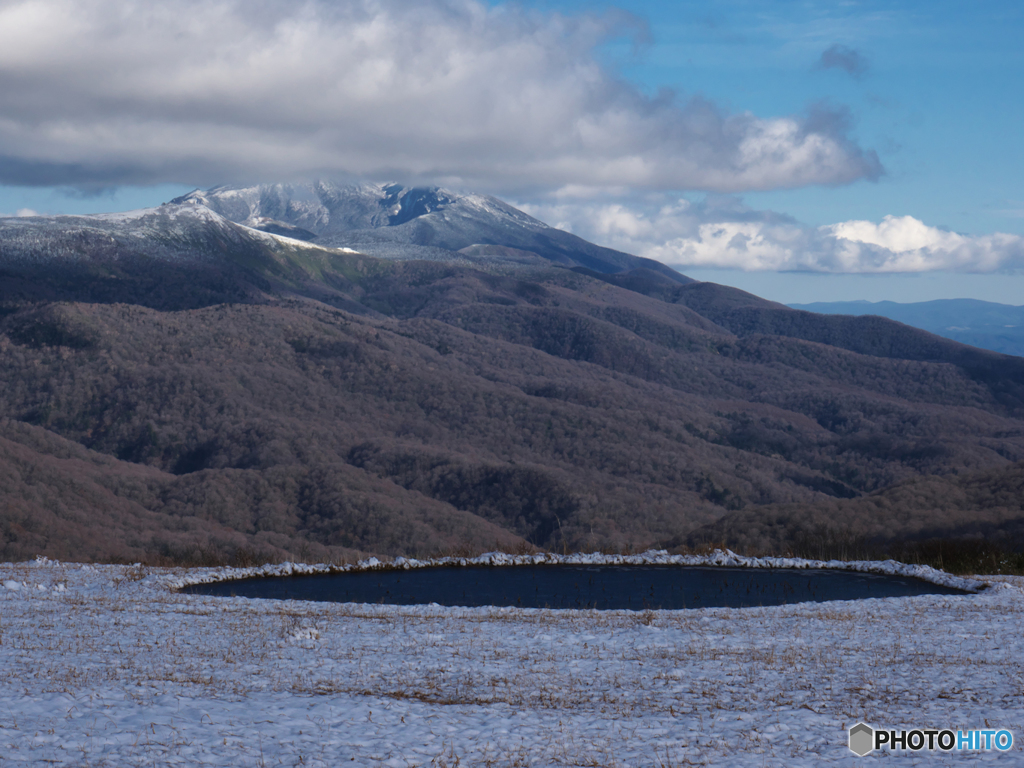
(2, 555, 1022, 766)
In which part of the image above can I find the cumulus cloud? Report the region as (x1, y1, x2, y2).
(517, 198, 1024, 274)
(817, 44, 869, 78)
(822, 217, 1024, 272)
(0, 0, 880, 193)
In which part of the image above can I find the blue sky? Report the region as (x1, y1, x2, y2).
(599, 0, 1024, 236)
(511, 0, 1024, 302)
(1, 0, 1021, 303)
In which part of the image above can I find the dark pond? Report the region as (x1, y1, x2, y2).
(182, 565, 969, 610)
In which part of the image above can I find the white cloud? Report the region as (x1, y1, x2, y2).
(518, 199, 1024, 274)
(829, 216, 955, 251)
(0, 0, 880, 193)
(824, 216, 1024, 272)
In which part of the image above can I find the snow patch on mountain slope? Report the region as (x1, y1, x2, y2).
(175, 182, 549, 237)
(0, 203, 362, 268)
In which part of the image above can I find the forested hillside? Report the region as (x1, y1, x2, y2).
(2, 196, 1024, 563)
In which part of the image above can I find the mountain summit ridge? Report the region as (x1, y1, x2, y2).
(172, 181, 692, 280)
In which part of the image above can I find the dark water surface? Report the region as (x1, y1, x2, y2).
(182, 565, 969, 609)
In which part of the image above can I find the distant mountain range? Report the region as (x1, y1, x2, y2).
(789, 299, 1024, 358)
(2, 182, 1023, 564)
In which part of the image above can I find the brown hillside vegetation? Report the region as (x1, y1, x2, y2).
(0, 418, 525, 564)
(689, 460, 1024, 563)
(3, 242, 1024, 562)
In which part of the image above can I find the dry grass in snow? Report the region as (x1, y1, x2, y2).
(1, 559, 1022, 766)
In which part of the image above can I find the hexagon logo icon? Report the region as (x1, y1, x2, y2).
(849, 722, 874, 756)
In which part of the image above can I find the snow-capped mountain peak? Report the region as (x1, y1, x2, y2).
(170, 181, 687, 279)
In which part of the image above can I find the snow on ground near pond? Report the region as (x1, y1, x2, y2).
(165, 549, 991, 592)
(1, 555, 1022, 767)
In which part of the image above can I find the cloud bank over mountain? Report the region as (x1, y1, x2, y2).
(519, 198, 1024, 274)
(0, 0, 880, 194)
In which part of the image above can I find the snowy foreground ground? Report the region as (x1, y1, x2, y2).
(1, 554, 1023, 766)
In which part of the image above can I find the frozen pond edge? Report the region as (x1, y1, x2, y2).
(164, 549, 989, 598)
